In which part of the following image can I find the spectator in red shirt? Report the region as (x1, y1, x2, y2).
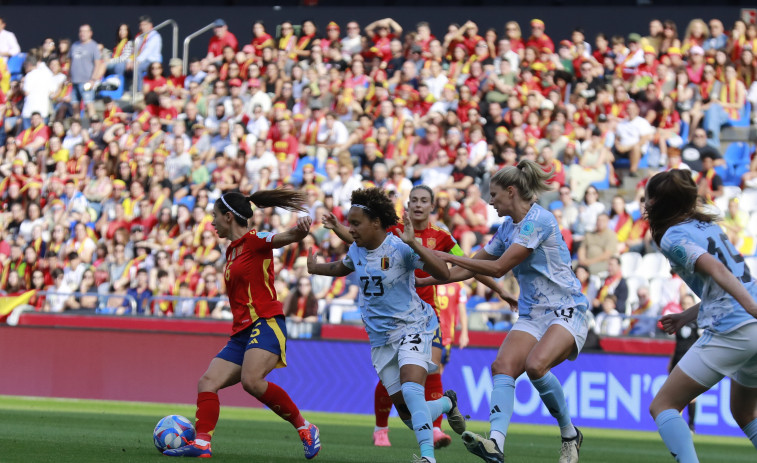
(250, 20, 274, 58)
(526, 19, 554, 53)
(207, 19, 238, 64)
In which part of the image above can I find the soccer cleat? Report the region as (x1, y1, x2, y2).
(373, 428, 391, 447)
(559, 427, 583, 463)
(411, 455, 433, 463)
(443, 390, 467, 435)
(298, 423, 321, 459)
(462, 431, 504, 463)
(163, 440, 212, 458)
(433, 427, 452, 449)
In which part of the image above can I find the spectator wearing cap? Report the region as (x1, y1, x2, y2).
(526, 19, 554, 53)
(166, 58, 186, 96)
(686, 45, 706, 84)
(321, 21, 341, 52)
(207, 19, 238, 63)
(131, 16, 163, 92)
(243, 77, 272, 115)
(617, 33, 644, 80)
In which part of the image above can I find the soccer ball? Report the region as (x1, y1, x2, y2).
(153, 415, 196, 452)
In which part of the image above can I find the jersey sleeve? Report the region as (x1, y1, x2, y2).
(401, 241, 426, 271)
(342, 243, 357, 270)
(512, 214, 551, 250)
(438, 229, 464, 256)
(484, 220, 512, 256)
(243, 230, 276, 252)
(660, 226, 706, 274)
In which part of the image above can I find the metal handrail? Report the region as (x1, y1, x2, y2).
(36, 290, 138, 315)
(182, 21, 217, 76)
(131, 19, 179, 104)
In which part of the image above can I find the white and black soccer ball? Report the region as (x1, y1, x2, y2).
(153, 414, 196, 452)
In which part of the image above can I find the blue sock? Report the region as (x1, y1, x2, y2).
(402, 382, 434, 460)
(426, 396, 452, 423)
(490, 374, 515, 438)
(742, 417, 757, 450)
(531, 372, 575, 437)
(655, 409, 699, 462)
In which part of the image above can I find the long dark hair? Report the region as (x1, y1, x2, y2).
(218, 188, 307, 227)
(645, 169, 718, 246)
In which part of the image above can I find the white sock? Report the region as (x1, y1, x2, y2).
(433, 426, 442, 432)
(560, 424, 577, 439)
(297, 420, 311, 431)
(374, 426, 388, 432)
(491, 430, 505, 451)
(195, 438, 209, 446)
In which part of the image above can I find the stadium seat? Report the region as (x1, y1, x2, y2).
(638, 253, 671, 279)
(648, 277, 665, 306)
(619, 252, 642, 278)
(590, 163, 611, 190)
(679, 120, 690, 143)
(624, 275, 648, 315)
(97, 74, 124, 101)
(728, 102, 752, 128)
(8, 53, 25, 81)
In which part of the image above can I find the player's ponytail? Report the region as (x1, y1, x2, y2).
(218, 188, 306, 227)
(247, 188, 307, 213)
(490, 159, 552, 202)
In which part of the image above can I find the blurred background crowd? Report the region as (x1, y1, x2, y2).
(2, 12, 757, 338)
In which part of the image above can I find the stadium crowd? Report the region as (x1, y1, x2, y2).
(2, 13, 757, 337)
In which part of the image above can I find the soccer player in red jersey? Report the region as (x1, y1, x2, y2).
(325, 185, 509, 449)
(164, 189, 321, 460)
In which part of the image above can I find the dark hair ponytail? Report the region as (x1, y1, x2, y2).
(218, 188, 307, 227)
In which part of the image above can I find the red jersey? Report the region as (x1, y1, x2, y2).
(208, 31, 239, 57)
(437, 282, 466, 345)
(223, 229, 283, 334)
(387, 222, 462, 314)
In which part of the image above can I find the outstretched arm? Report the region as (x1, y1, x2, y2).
(271, 216, 312, 249)
(306, 249, 353, 277)
(439, 243, 531, 279)
(323, 211, 353, 244)
(416, 248, 495, 286)
(401, 213, 449, 281)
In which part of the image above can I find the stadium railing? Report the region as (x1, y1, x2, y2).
(35, 290, 138, 315)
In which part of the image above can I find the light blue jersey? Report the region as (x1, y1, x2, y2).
(484, 203, 588, 318)
(343, 233, 439, 347)
(660, 220, 757, 333)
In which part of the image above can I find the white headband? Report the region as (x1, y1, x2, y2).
(221, 195, 246, 220)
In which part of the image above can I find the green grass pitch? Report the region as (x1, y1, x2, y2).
(0, 395, 753, 462)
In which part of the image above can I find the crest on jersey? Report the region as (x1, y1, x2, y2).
(426, 238, 436, 249)
(381, 256, 390, 270)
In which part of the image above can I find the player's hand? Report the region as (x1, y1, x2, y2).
(400, 212, 415, 244)
(499, 290, 518, 311)
(322, 212, 339, 230)
(658, 312, 685, 335)
(306, 248, 318, 274)
(415, 276, 433, 287)
(432, 249, 451, 261)
(458, 331, 469, 349)
(295, 215, 313, 235)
